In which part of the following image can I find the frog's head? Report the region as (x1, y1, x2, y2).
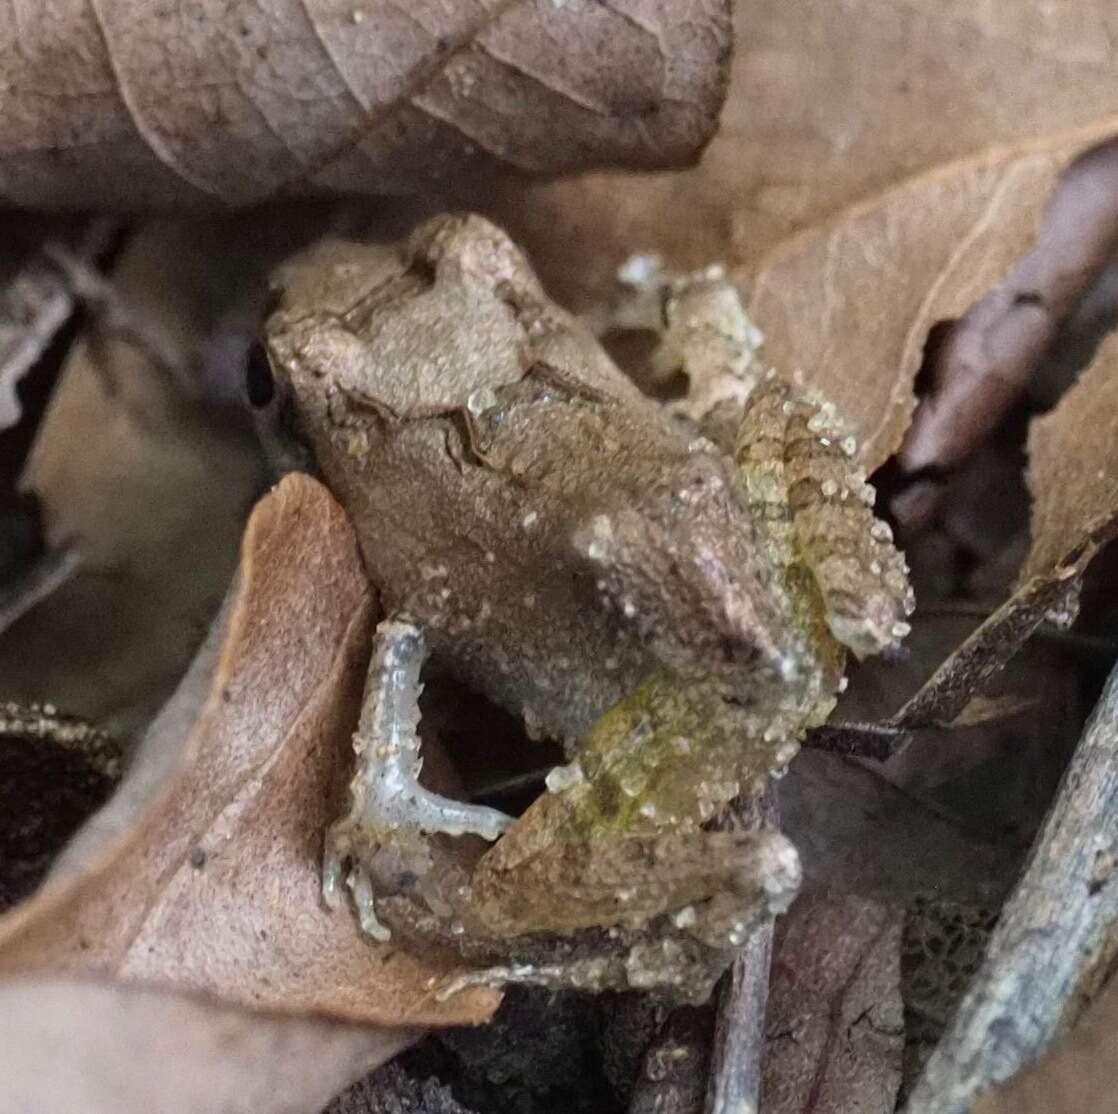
(574, 451, 794, 698)
(253, 218, 540, 472)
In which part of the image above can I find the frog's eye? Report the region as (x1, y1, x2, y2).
(245, 341, 276, 409)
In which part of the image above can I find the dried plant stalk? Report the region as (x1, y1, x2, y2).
(704, 922, 772, 1114)
(904, 659, 1118, 1113)
(705, 795, 777, 1114)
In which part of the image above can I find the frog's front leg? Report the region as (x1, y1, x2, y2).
(323, 617, 513, 941)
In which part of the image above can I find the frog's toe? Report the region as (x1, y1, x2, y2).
(321, 817, 407, 942)
(402, 785, 513, 840)
(348, 858, 391, 942)
(321, 828, 348, 912)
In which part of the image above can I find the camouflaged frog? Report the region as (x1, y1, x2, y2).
(257, 214, 912, 1001)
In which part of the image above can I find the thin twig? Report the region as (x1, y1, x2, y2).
(41, 242, 190, 395)
(904, 656, 1118, 1113)
(0, 546, 81, 636)
(0, 218, 119, 430)
(705, 920, 772, 1114)
(705, 794, 778, 1114)
(808, 570, 1087, 763)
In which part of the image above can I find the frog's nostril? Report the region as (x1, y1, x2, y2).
(245, 342, 276, 408)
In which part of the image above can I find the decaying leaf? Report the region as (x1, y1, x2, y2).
(905, 659, 1118, 1114)
(326, 1063, 477, 1114)
(0, 1, 731, 210)
(0, 473, 498, 1027)
(901, 137, 1118, 476)
(1022, 326, 1118, 581)
(857, 304, 1118, 747)
(0, 977, 415, 1114)
(901, 898, 998, 1096)
(762, 890, 904, 1114)
(748, 118, 1118, 472)
(488, 0, 1118, 313)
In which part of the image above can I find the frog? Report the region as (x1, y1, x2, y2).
(256, 213, 913, 1001)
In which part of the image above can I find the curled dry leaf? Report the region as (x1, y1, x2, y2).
(748, 117, 1118, 472)
(741, 123, 1118, 756)
(901, 136, 1118, 476)
(0, 977, 415, 1114)
(0, 0, 731, 210)
(762, 890, 904, 1114)
(865, 312, 1118, 752)
(0, 473, 498, 1027)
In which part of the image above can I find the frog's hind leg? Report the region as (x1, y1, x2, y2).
(324, 617, 512, 940)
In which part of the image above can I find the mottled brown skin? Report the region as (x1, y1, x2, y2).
(267, 221, 793, 742)
(261, 215, 912, 999)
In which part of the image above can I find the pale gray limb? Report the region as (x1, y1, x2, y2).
(323, 618, 512, 939)
(904, 657, 1118, 1114)
(704, 795, 777, 1114)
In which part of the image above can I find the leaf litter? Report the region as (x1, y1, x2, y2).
(4, 3, 1118, 1112)
(0, 473, 497, 1027)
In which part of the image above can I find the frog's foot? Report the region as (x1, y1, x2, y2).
(323, 617, 513, 939)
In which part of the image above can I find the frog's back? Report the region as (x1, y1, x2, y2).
(264, 215, 787, 744)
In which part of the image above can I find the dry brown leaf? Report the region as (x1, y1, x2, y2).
(762, 890, 904, 1114)
(487, 0, 1118, 312)
(0, 1, 730, 210)
(0, 473, 498, 1027)
(900, 138, 1118, 475)
(1022, 327, 1118, 581)
(0, 977, 415, 1114)
(854, 318, 1118, 758)
(748, 118, 1118, 471)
